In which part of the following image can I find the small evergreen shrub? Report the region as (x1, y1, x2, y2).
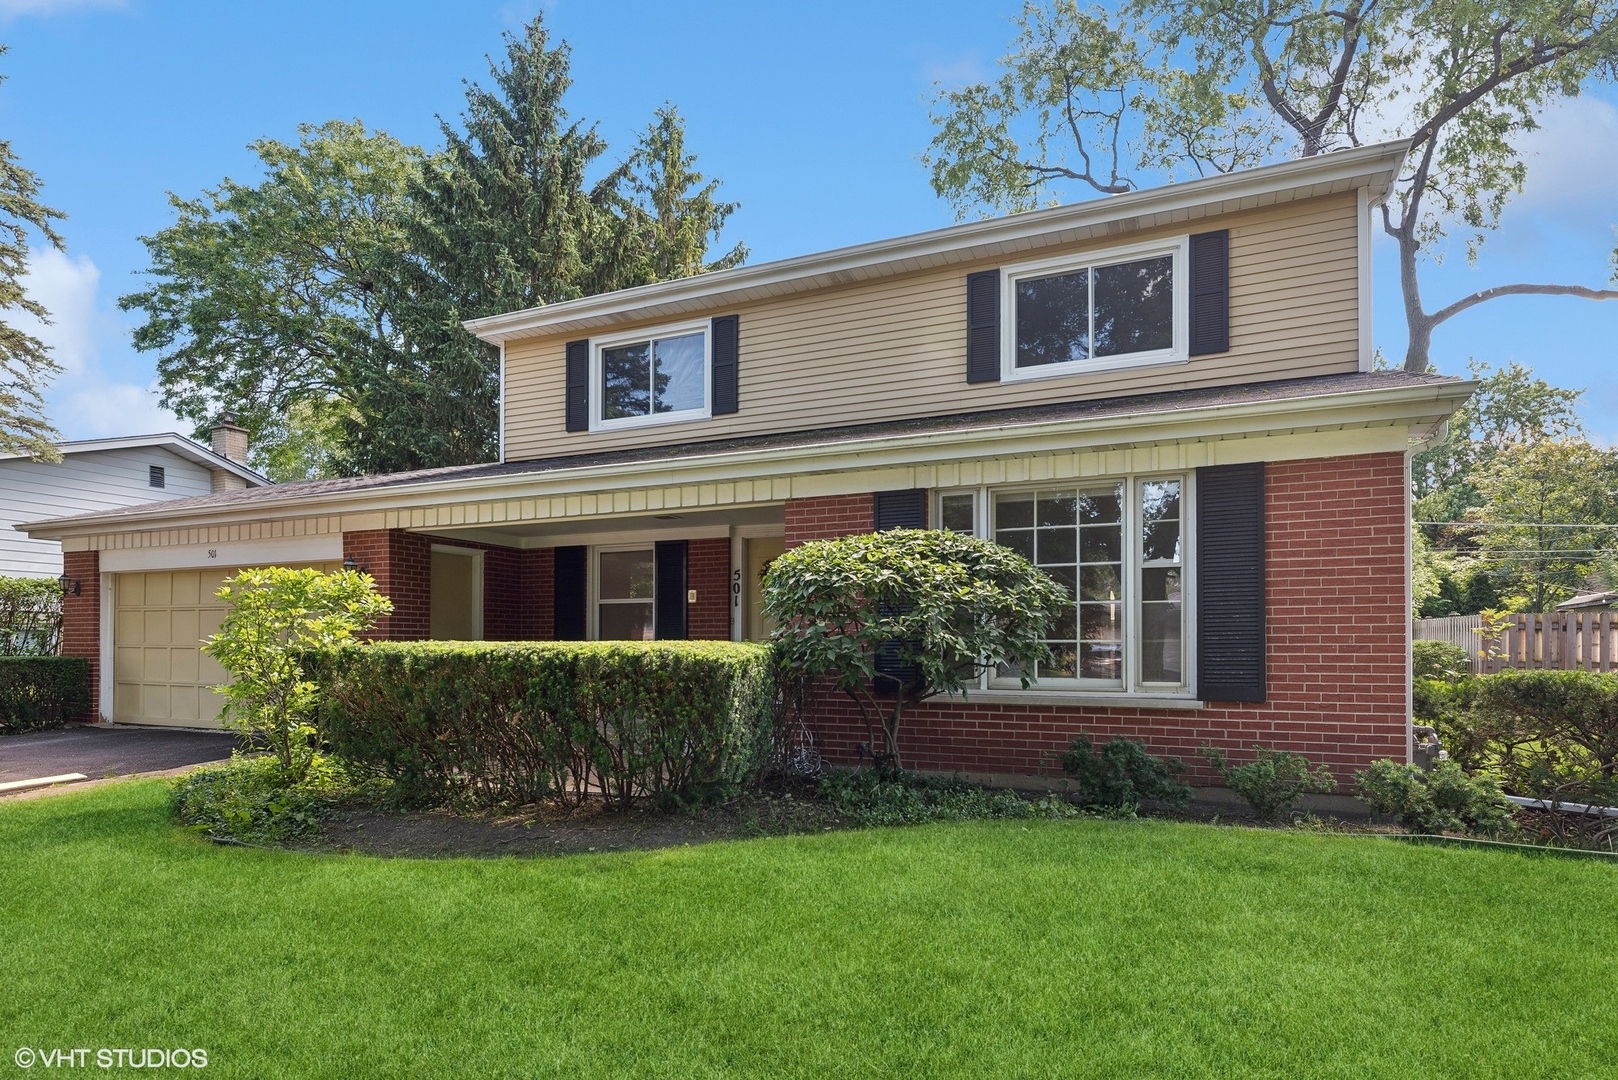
(314, 640, 775, 809)
(817, 767, 1079, 826)
(1355, 759, 1516, 836)
(1200, 744, 1336, 820)
(1412, 640, 1469, 681)
(1061, 734, 1192, 810)
(0, 656, 90, 734)
(172, 753, 385, 844)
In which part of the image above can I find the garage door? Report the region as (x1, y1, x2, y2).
(113, 565, 338, 728)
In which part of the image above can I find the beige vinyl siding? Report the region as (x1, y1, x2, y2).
(503, 193, 1362, 461)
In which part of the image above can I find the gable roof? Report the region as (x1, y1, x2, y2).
(465, 140, 1411, 343)
(21, 369, 1467, 538)
(1, 433, 269, 487)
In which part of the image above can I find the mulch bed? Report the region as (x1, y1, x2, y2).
(304, 779, 854, 859)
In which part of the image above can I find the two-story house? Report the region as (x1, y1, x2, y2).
(25, 139, 1471, 785)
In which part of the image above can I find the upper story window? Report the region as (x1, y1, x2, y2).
(593, 322, 710, 431)
(1003, 238, 1189, 382)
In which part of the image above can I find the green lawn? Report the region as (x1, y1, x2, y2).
(3, 781, 1615, 1079)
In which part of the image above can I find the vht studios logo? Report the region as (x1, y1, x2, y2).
(14, 1047, 208, 1069)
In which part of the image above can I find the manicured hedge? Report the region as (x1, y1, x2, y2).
(310, 641, 775, 808)
(0, 657, 90, 734)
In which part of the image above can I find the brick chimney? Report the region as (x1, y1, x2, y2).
(209, 415, 250, 492)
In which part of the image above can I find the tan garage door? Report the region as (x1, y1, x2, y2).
(113, 565, 338, 728)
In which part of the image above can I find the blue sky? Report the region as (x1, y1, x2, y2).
(5, 0, 1616, 445)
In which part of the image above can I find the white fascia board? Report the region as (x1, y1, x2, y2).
(0, 432, 270, 486)
(464, 140, 1412, 344)
(22, 378, 1472, 540)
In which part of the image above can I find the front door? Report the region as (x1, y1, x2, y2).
(743, 537, 788, 641)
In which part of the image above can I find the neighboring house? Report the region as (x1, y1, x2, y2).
(25, 139, 1471, 787)
(2, 423, 267, 579)
(1557, 591, 1617, 611)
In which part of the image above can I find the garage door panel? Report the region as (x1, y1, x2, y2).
(171, 572, 201, 606)
(115, 610, 143, 645)
(144, 573, 172, 606)
(171, 647, 199, 683)
(114, 646, 141, 682)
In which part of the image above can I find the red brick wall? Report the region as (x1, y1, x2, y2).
(531, 548, 555, 641)
(791, 452, 1410, 786)
(687, 538, 732, 640)
(343, 530, 430, 640)
(345, 530, 553, 641)
(785, 493, 873, 548)
(60, 549, 100, 722)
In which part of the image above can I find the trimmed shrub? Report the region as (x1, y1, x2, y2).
(314, 640, 775, 809)
(0, 656, 90, 734)
(1061, 735, 1192, 810)
(1200, 744, 1336, 820)
(0, 576, 63, 656)
(1355, 759, 1516, 836)
(204, 567, 392, 781)
(1412, 639, 1469, 681)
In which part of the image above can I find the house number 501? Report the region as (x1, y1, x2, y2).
(206, 549, 218, 559)
(732, 568, 742, 608)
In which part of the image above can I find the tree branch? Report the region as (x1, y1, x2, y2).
(1430, 283, 1618, 327)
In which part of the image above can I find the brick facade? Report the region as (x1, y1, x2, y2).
(60, 549, 100, 722)
(785, 493, 873, 548)
(341, 529, 730, 643)
(687, 537, 733, 640)
(792, 452, 1410, 785)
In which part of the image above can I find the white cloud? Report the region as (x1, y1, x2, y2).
(1514, 95, 1618, 220)
(0, 0, 123, 17)
(17, 248, 181, 440)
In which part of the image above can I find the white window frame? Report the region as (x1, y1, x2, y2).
(933, 472, 1196, 699)
(590, 543, 656, 641)
(1000, 236, 1191, 383)
(589, 319, 712, 433)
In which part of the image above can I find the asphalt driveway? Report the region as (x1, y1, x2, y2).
(0, 725, 241, 785)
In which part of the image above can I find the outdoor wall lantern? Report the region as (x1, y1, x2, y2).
(342, 557, 368, 574)
(58, 573, 80, 597)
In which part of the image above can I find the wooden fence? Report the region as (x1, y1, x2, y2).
(1416, 613, 1618, 673)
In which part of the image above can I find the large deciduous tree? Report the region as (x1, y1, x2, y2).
(0, 44, 66, 462)
(122, 13, 745, 478)
(120, 120, 422, 480)
(925, 1, 1618, 372)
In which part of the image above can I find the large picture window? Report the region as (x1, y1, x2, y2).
(593, 323, 709, 430)
(939, 475, 1189, 694)
(1003, 240, 1187, 381)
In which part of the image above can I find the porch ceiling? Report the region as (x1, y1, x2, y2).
(415, 503, 785, 549)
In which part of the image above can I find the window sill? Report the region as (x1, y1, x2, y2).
(1002, 351, 1188, 384)
(964, 689, 1205, 710)
(592, 409, 711, 434)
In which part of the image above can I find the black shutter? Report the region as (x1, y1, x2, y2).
(1189, 230, 1230, 356)
(966, 269, 1001, 384)
(1196, 463, 1265, 702)
(711, 315, 739, 415)
(872, 490, 926, 694)
(565, 339, 590, 432)
(553, 546, 587, 641)
(874, 489, 927, 530)
(654, 540, 688, 640)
